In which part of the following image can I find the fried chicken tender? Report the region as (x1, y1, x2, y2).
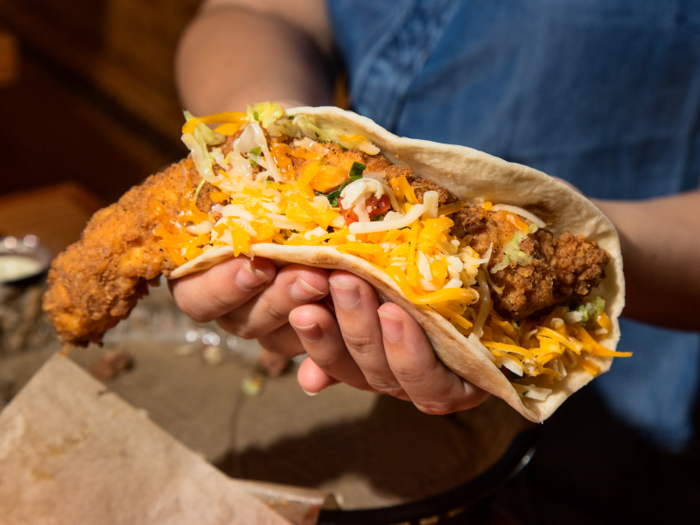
(43, 161, 198, 346)
(536, 230, 612, 299)
(454, 205, 610, 319)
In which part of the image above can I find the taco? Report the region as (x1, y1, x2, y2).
(43, 103, 627, 422)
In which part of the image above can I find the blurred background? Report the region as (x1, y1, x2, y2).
(0, 0, 206, 260)
(0, 0, 196, 205)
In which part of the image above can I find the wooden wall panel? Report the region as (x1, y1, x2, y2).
(0, 0, 203, 144)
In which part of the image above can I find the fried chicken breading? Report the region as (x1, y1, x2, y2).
(409, 177, 455, 207)
(454, 205, 610, 319)
(42, 161, 198, 346)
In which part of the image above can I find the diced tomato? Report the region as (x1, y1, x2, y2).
(339, 195, 391, 225)
(372, 194, 392, 216)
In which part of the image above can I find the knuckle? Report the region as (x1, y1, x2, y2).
(257, 294, 289, 325)
(178, 302, 212, 324)
(174, 285, 244, 324)
(309, 351, 343, 370)
(215, 317, 255, 340)
(390, 365, 425, 386)
(233, 327, 258, 340)
(209, 291, 245, 316)
(342, 333, 376, 354)
(367, 378, 404, 398)
(258, 333, 304, 357)
(414, 401, 457, 416)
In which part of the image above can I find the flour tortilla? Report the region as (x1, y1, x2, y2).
(170, 106, 625, 423)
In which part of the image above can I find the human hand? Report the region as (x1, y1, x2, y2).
(170, 256, 331, 355)
(289, 271, 490, 415)
(171, 259, 489, 414)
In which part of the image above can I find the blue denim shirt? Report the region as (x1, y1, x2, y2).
(328, 0, 700, 451)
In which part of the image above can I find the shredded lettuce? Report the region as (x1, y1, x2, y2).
(180, 112, 226, 182)
(247, 102, 380, 154)
(193, 179, 206, 201)
(335, 134, 381, 154)
(192, 130, 216, 174)
(248, 145, 262, 167)
(576, 296, 606, 325)
(246, 102, 286, 129)
(295, 116, 333, 142)
(194, 122, 225, 147)
(491, 231, 532, 274)
(184, 110, 226, 147)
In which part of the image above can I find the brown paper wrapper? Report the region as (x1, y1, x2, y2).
(0, 353, 330, 525)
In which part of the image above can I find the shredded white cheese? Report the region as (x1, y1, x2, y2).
(222, 204, 254, 221)
(422, 191, 439, 218)
(420, 279, 439, 292)
(294, 137, 328, 156)
(550, 318, 565, 330)
(234, 219, 257, 236)
(490, 204, 546, 228)
(383, 211, 403, 222)
(417, 251, 432, 281)
(352, 195, 370, 223)
(304, 227, 328, 240)
(266, 213, 307, 231)
(250, 122, 283, 182)
(447, 256, 463, 273)
(349, 204, 426, 234)
(340, 178, 384, 209)
(564, 310, 583, 324)
(512, 383, 552, 401)
(472, 269, 492, 338)
(468, 333, 497, 363)
(330, 215, 346, 228)
(501, 355, 524, 377)
(186, 221, 213, 235)
(443, 278, 464, 289)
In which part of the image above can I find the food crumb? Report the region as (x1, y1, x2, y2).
(90, 350, 134, 381)
(241, 374, 264, 396)
(201, 345, 225, 366)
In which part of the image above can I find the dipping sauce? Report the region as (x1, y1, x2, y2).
(0, 255, 43, 282)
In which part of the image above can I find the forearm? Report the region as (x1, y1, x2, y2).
(595, 190, 700, 331)
(176, 2, 333, 114)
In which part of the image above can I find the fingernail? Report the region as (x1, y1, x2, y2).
(236, 263, 271, 291)
(291, 278, 326, 302)
(291, 321, 322, 343)
(330, 280, 361, 310)
(378, 310, 404, 342)
(302, 387, 318, 397)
